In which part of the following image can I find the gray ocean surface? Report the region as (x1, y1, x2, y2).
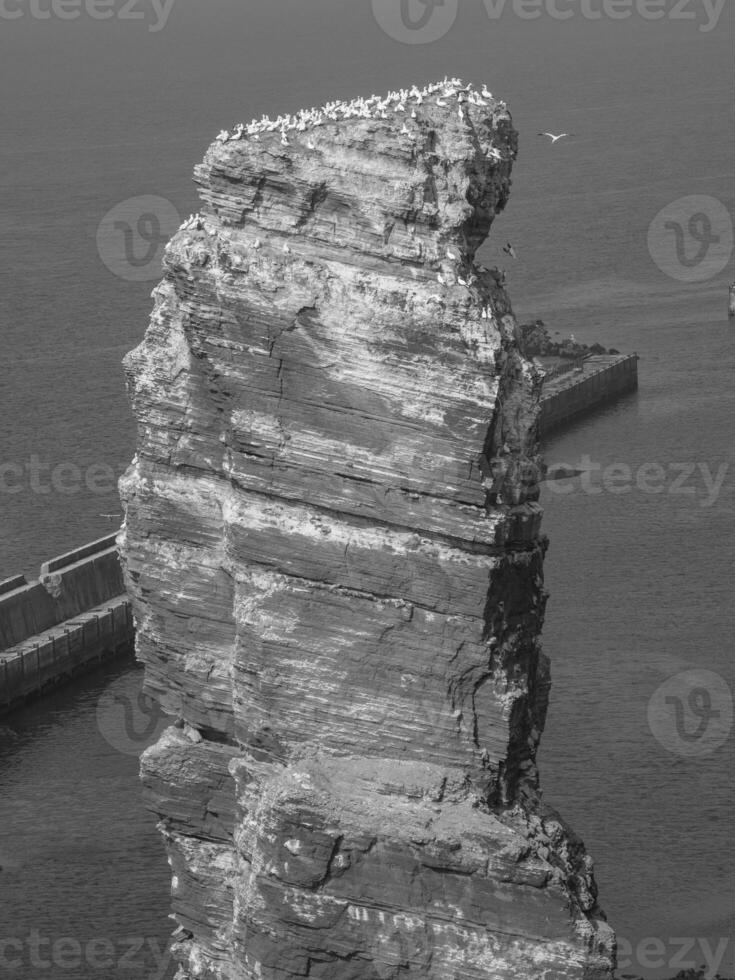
(1, 2, 734, 976)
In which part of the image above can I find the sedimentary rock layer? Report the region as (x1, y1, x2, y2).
(120, 79, 615, 979)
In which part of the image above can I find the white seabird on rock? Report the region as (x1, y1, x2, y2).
(213, 79, 503, 155)
(183, 724, 202, 743)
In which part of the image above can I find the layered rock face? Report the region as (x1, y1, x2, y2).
(120, 80, 615, 979)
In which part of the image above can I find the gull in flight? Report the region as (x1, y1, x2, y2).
(502, 242, 517, 259)
(538, 132, 572, 143)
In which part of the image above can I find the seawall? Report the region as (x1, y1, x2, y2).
(539, 352, 638, 436)
(0, 534, 133, 716)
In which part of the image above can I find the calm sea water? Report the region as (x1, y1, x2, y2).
(2, 2, 734, 976)
(0, 662, 175, 979)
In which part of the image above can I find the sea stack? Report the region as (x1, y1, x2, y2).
(119, 80, 615, 979)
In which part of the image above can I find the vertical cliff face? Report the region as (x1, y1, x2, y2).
(120, 80, 615, 979)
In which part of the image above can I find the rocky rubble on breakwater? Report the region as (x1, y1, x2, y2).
(119, 79, 615, 978)
(520, 318, 619, 361)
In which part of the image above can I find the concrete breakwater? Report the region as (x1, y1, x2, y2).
(539, 352, 638, 437)
(0, 534, 133, 716)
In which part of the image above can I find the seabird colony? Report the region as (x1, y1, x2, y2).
(214, 78, 501, 145)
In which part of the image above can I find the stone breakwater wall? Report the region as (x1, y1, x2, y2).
(539, 353, 638, 436)
(120, 79, 616, 979)
(0, 534, 133, 715)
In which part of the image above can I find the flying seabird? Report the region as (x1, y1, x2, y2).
(538, 132, 572, 143)
(502, 242, 517, 259)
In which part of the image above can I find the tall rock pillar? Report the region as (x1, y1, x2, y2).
(120, 79, 615, 980)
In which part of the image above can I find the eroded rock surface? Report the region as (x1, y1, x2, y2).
(120, 79, 615, 979)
